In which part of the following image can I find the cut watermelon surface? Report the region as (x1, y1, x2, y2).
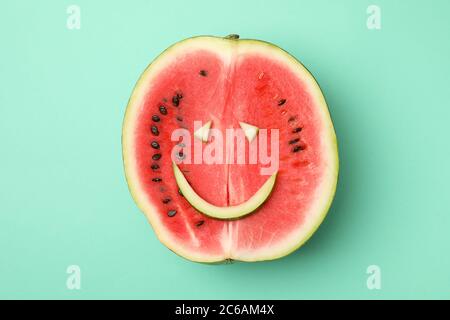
(122, 36, 338, 262)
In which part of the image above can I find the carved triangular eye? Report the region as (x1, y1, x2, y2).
(239, 122, 259, 142)
(194, 120, 212, 142)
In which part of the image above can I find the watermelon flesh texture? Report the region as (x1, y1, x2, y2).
(123, 37, 338, 262)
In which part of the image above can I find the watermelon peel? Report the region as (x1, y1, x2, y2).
(173, 162, 278, 220)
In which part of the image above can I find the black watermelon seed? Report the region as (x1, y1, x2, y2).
(199, 70, 208, 77)
(278, 99, 287, 106)
(152, 115, 160, 122)
(151, 141, 160, 149)
(159, 105, 168, 115)
(152, 153, 162, 161)
(288, 116, 296, 122)
(152, 178, 162, 182)
(172, 92, 183, 107)
(151, 163, 160, 170)
(168, 210, 177, 217)
(196, 220, 205, 227)
(151, 126, 159, 136)
(289, 138, 300, 145)
(292, 127, 303, 133)
(177, 151, 185, 160)
(176, 116, 183, 122)
(293, 145, 304, 153)
(162, 198, 171, 204)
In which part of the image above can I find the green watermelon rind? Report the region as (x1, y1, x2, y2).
(122, 35, 339, 263)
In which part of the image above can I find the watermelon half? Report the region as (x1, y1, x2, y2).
(122, 35, 338, 262)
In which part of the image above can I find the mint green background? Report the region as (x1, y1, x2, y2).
(1, 0, 449, 299)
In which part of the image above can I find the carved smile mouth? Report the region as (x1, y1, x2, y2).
(173, 162, 277, 220)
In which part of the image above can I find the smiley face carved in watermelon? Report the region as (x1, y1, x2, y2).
(122, 35, 338, 262)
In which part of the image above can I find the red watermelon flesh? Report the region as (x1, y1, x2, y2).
(123, 36, 338, 262)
